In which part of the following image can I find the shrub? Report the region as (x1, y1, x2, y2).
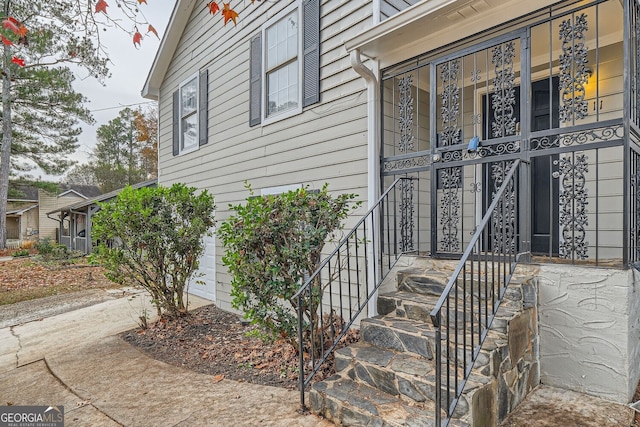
(219, 183, 360, 349)
(36, 238, 73, 261)
(12, 249, 29, 257)
(90, 183, 215, 319)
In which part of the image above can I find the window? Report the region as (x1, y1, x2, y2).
(249, 0, 320, 127)
(173, 70, 208, 156)
(265, 9, 300, 119)
(180, 74, 199, 153)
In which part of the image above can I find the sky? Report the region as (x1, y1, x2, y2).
(39, 1, 174, 181)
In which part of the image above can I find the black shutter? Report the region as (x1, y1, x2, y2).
(172, 90, 179, 156)
(302, 0, 320, 107)
(199, 69, 209, 146)
(249, 33, 262, 127)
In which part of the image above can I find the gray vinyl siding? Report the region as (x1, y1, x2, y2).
(38, 191, 85, 240)
(157, 0, 373, 311)
(380, 0, 420, 21)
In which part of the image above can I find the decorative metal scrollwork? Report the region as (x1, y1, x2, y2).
(530, 124, 623, 151)
(491, 161, 517, 253)
(399, 179, 415, 252)
(439, 60, 461, 147)
(559, 13, 589, 123)
(491, 42, 517, 138)
(398, 75, 415, 152)
(382, 155, 431, 173)
(438, 141, 520, 163)
(439, 167, 461, 252)
(557, 154, 589, 259)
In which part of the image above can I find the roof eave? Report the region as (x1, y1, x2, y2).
(344, 0, 561, 68)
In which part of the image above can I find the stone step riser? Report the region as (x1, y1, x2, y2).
(378, 295, 491, 330)
(360, 319, 436, 360)
(310, 376, 441, 427)
(397, 271, 504, 300)
(334, 344, 490, 416)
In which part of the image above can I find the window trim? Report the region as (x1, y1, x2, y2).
(178, 72, 200, 155)
(261, 1, 303, 126)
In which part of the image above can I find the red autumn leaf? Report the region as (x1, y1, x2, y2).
(1, 35, 13, 46)
(222, 3, 238, 26)
(3, 19, 19, 35)
(11, 56, 25, 67)
(147, 24, 158, 38)
(133, 31, 142, 47)
(207, 1, 219, 15)
(18, 25, 27, 37)
(95, 0, 108, 14)
(8, 16, 19, 26)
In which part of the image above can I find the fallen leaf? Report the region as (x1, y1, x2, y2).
(212, 374, 224, 383)
(222, 3, 238, 26)
(133, 31, 142, 47)
(147, 24, 159, 38)
(1, 35, 13, 46)
(95, 0, 108, 14)
(207, 1, 220, 14)
(2, 18, 19, 35)
(11, 56, 24, 67)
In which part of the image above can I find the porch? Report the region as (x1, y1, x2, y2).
(301, 0, 640, 425)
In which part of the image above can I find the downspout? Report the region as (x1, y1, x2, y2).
(350, 49, 380, 317)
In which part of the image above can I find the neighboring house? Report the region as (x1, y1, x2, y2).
(47, 179, 157, 255)
(143, 0, 640, 425)
(6, 183, 101, 247)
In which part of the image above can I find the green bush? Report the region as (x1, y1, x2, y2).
(11, 249, 29, 257)
(219, 183, 360, 349)
(36, 238, 73, 261)
(90, 183, 215, 319)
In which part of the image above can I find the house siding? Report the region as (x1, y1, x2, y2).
(38, 190, 85, 240)
(157, 0, 373, 311)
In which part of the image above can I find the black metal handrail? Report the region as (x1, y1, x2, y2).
(294, 176, 418, 410)
(430, 159, 523, 426)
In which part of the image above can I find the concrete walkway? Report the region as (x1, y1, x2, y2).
(0, 290, 330, 426)
(0, 289, 634, 426)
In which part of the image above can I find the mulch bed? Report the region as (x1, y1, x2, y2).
(120, 304, 359, 390)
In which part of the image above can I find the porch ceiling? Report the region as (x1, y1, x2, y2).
(345, 0, 560, 68)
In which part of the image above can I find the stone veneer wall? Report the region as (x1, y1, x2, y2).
(538, 265, 640, 403)
(458, 275, 540, 426)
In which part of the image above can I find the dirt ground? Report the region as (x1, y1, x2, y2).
(121, 303, 359, 390)
(0, 255, 120, 305)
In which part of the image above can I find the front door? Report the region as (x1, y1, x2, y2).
(530, 77, 560, 255)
